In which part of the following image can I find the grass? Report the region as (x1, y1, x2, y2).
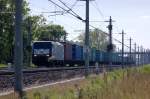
(0, 63, 37, 68)
(0, 64, 7, 68)
(1, 65, 150, 99)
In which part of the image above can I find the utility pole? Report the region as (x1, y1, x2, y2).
(143, 49, 145, 65)
(148, 50, 150, 64)
(146, 49, 148, 64)
(27, 18, 32, 67)
(129, 37, 132, 66)
(14, 0, 23, 98)
(107, 16, 113, 51)
(117, 48, 120, 52)
(121, 30, 125, 69)
(64, 32, 67, 42)
(140, 46, 143, 66)
(145, 49, 147, 64)
(105, 16, 114, 69)
(137, 46, 140, 66)
(134, 43, 136, 66)
(78, 0, 90, 75)
(96, 29, 100, 50)
(85, 0, 90, 76)
(147, 50, 149, 64)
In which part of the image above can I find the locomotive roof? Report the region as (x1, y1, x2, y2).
(33, 41, 63, 46)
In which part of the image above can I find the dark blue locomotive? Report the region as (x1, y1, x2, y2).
(32, 41, 135, 66)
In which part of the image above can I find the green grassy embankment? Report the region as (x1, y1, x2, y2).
(1, 65, 150, 99)
(0, 64, 7, 68)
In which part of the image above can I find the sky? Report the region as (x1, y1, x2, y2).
(27, 0, 150, 51)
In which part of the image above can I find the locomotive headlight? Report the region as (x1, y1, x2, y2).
(34, 55, 37, 57)
(46, 55, 50, 57)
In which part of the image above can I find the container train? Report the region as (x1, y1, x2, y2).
(32, 41, 135, 67)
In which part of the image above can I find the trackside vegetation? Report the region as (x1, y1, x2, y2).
(1, 65, 150, 99)
(0, 64, 6, 68)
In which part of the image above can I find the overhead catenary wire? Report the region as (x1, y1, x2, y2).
(91, 1, 105, 19)
(48, 0, 135, 51)
(57, 0, 85, 21)
(29, 3, 53, 15)
(48, 0, 84, 21)
(90, 1, 134, 51)
(57, 0, 79, 17)
(64, 0, 78, 12)
(43, 1, 78, 16)
(89, 25, 136, 51)
(90, 0, 135, 51)
(89, 1, 131, 50)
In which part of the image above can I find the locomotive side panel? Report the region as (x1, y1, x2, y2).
(51, 42, 64, 61)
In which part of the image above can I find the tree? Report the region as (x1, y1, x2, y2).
(23, 15, 46, 43)
(0, 0, 29, 63)
(23, 15, 46, 41)
(78, 28, 108, 51)
(0, 0, 66, 64)
(36, 24, 66, 41)
(22, 15, 47, 66)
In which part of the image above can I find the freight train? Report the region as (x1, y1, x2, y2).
(32, 41, 135, 67)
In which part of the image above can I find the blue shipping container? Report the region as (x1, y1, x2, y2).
(95, 50, 100, 62)
(90, 48, 96, 61)
(72, 44, 83, 60)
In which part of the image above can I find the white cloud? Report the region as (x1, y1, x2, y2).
(140, 15, 150, 19)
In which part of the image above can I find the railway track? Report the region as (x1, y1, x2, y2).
(0, 65, 124, 95)
(0, 66, 94, 75)
(0, 65, 123, 74)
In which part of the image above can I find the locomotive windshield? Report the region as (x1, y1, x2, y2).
(33, 42, 52, 55)
(33, 42, 52, 49)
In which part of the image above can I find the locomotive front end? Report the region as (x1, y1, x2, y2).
(32, 41, 52, 66)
